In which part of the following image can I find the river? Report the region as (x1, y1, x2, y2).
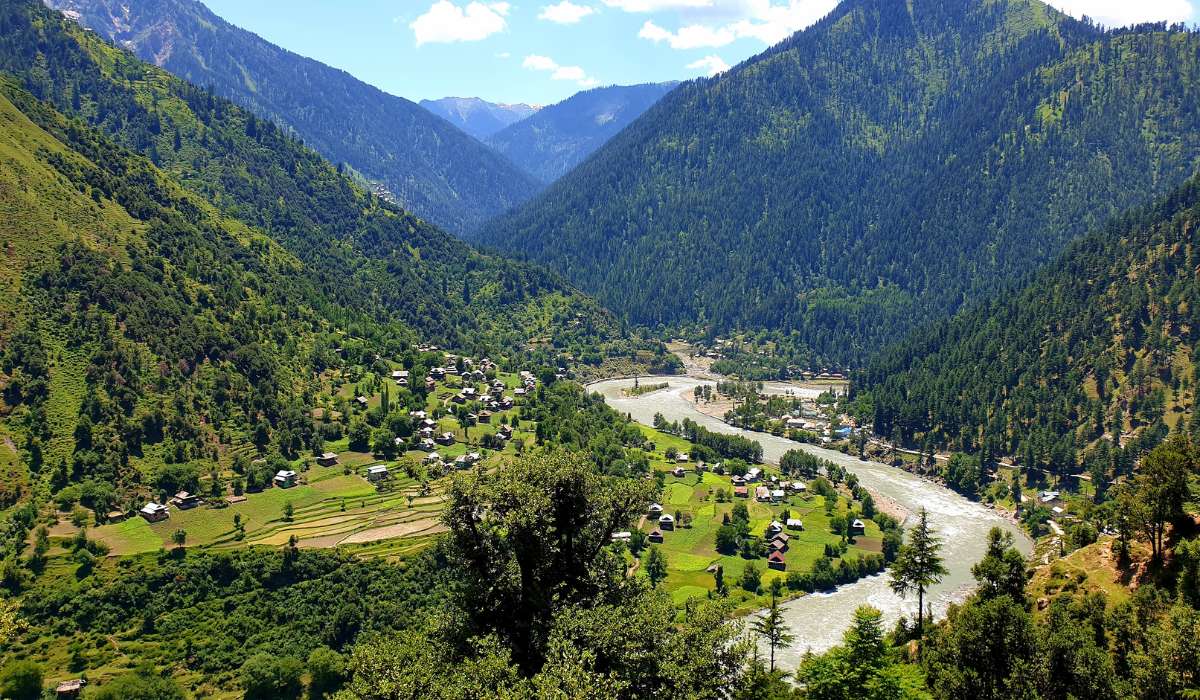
(589, 376, 1033, 667)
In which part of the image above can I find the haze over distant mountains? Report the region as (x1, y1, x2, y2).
(478, 0, 1200, 366)
(420, 97, 539, 141)
(45, 0, 541, 236)
(486, 82, 678, 184)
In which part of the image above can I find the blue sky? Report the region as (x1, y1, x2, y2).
(202, 0, 1200, 106)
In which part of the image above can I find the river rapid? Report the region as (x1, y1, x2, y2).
(589, 376, 1032, 667)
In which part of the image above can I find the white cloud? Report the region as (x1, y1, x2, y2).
(540, 1, 597, 23)
(411, 1, 510, 45)
(631, 0, 838, 49)
(639, 19, 736, 48)
(1044, 0, 1194, 26)
(522, 54, 599, 86)
(687, 54, 730, 75)
(496, 51, 512, 58)
(602, 0, 712, 11)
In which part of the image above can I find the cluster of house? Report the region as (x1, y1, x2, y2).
(422, 450, 483, 471)
(727, 468, 807, 502)
(645, 502, 674, 544)
(139, 470, 299, 523)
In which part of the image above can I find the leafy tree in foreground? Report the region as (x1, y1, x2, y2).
(889, 508, 947, 637)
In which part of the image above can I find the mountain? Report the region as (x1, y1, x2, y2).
(43, 0, 542, 235)
(485, 82, 677, 183)
(0, 0, 625, 507)
(476, 0, 1200, 365)
(420, 97, 539, 141)
(860, 176, 1200, 477)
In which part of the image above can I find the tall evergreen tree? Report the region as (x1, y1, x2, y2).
(889, 508, 948, 638)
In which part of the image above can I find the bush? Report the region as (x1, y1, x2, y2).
(88, 673, 186, 700)
(0, 660, 43, 700)
(241, 653, 304, 699)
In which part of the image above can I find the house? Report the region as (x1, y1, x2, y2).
(391, 370, 410, 380)
(411, 410, 428, 420)
(790, 481, 807, 493)
(767, 520, 784, 535)
(355, 396, 369, 407)
(648, 503, 664, 517)
(671, 466, 685, 478)
(106, 510, 127, 523)
(676, 453, 690, 463)
(424, 452, 442, 464)
(419, 437, 436, 450)
(731, 475, 746, 486)
(734, 486, 749, 498)
(430, 367, 446, 379)
(1039, 490, 1061, 504)
(786, 518, 804, 530)
(454, 452, 483, 469)
(772, 532, 791, 546)
(659, 513, 675, 530)
(500, 396, 515, 409)
(496, 425, 514, 440)
(55, 679, 87, 698)
(771, 489, 785, 503)
(317, 452, 339, 467)
(755, 486, 771, 502)
(436, 432, 456, 446)
(611, 531, 632, 542)
(170, 491, 202, 509)
(768, 551, 786, 571)
(648, 529, 664, 543)
(366, 465, 390, 482)
(514, 387, 527, 396)
(274, 470, 298, 488)
(478, 410, 493, 423)
(139, 502, 169, 522)
(746, 467, 762, 482)
(850, 519, 866, 535)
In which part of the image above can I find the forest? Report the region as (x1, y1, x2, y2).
(478, 0, 1200, 368)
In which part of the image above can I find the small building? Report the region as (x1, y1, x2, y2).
(648, 529, 664, 543)
(648, 503, 664, 517)
(436, 432, 456, 446)
(425, 452, 442, 465)
(106, 510, 128, 523)
(671, 466, 685, 478)
(55, 679, 87, 698)
(790, 481, 807, 493)
(850, 519, 866, 535)
(755, 486, 771, 502)
(767, 520, 783, 535)
(478, 410, 493, 423)
(734, 486, 749, 498)
(676, 453, 690, 463)
(139, 502, 170, 522)
(659, 513, 675, 530)
(366, 465, 390, 482)
(170, 491, 202, 509)
(1039, 490, 1061, 504)
(786, 518, 804, 530)
(611, 531, 632, 542)
(274, 470, 298, 488)
(770, 489, 785, 503)
(746, 467, 762, 482)
(731, 475, 746, 486)
(317, 452, 339, 467)
(768, 551, 786, 571)
(355, 396, 369, 407)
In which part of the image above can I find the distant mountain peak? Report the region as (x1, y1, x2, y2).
(419, 96, 540, 140)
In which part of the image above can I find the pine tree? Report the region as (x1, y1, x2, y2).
(888, 507, 947, 639)
(750, 594, 795, 673)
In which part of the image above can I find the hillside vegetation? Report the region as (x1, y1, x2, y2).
(479, 0, 1200, 366)
(861, 176, 1200, 482)
(45, 0, 541, 235)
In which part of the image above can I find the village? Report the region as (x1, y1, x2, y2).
(80, 350, 550, 556)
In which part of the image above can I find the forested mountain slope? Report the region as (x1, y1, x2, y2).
(478, 0, 1200, 365)
(420, 97, 538, 141)
(43, 0, 541, 235)
(485, 82, 676, 184)
(860, 176, 1200, 477)
(0, 0, 625, 509)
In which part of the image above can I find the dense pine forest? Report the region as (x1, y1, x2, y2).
(861, 176, 1200, 479)
(44, 0, 542, 235)
(479, 0, 1200, 367)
